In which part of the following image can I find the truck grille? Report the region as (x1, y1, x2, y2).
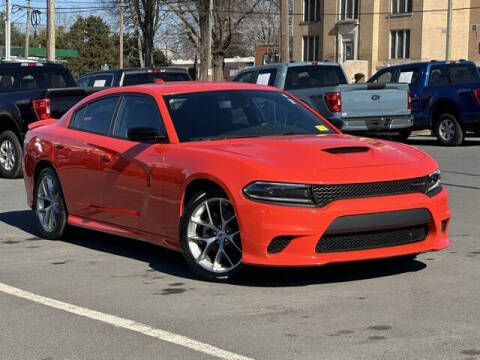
(311, 177, 427, 206)
(315, 225, 428, 253)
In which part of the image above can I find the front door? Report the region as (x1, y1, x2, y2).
(99, 94, 168, 232)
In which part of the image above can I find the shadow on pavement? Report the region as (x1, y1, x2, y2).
(405, 137, 480, 147)
(0, 210, 427, 286)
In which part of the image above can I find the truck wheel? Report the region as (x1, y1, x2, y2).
(0, 130, 22, 179)
(435, 113, 464, 146)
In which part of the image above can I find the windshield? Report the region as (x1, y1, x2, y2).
(164, 90, 335, 142)
(284, 66, 347, 90)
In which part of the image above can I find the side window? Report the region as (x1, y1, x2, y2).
(234, 71, 256, 83)
(92, 74, 113, 87)
(428, 66, 449, 86)
(256, 69, 277, 86)
(70, 96, 119, 135)
(113, 95, 166, 140)
(76, 76, 90, 87)
(0, 74, 14, 90)
(398, 68, 421, 87)
(371, 70, 394, 83)
(449, 65, 480, 85)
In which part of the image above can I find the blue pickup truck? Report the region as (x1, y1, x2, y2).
(233, 62, 412, 139)
(369, 60, 480, 146)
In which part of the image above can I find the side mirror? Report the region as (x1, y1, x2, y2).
(127, 127, 167, 144)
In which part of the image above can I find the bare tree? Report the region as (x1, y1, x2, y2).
(171, 0, 263, 80)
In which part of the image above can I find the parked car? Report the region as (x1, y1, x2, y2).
(23, 82, 449, 281)
(0, 62, 100, 178)
(232, 62, 412, 139)
(369, 60, 480, 145)
(76, 67, 192, 88)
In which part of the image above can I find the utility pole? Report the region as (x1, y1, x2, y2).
(25, 0, 31, 58)
(445, 0, 452, 61)
(5, 0, 11, 61)
(46, 0, 55, 62)
(119, 0, 124, 68)
(206, 0, 213, 80)
(280, 0, 289, 63)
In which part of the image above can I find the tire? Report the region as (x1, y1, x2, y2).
(179, 189, 243, 282)
(0, 130, 23, 179)
(393, 129, 412, 142)
(434, 113, 465, 146)
(33, 167, 68, 240)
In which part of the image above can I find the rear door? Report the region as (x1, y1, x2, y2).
(57, 96, 120, 219)
(100, 94, 168, 231)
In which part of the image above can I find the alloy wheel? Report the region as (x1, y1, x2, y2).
(36, 174, 61, 233)
(0, 139, 16, 172)
(438, 118, 456, 142)
(186, 198, 242, 274)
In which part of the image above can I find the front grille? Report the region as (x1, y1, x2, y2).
(315, 225, 428, 253)
(267, 236, 293, 254)
(311, 177, 427, 206)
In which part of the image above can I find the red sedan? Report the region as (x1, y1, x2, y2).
(23, 82, 450, 281)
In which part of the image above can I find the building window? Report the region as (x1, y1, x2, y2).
(304, 0, 320, 22)
(390, 30, 410, 59)
(343, 40, 354, 61)
(303, 36, 319, 61)
(341, 0, 359, 20)
(392, 0, 412, 14)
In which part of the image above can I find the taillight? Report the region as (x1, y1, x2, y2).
(325, 92, 341, 113)
(473, 89, 480, 104)
(407, 90, 411, 109)
(32, 98, 51, 120)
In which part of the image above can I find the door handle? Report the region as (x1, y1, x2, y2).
(55, 144, 64, 151)
(100, 154, 112, 163)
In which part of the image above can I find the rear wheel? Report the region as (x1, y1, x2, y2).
(34, 167, 68, 239)
(0, 130, 22, 179)
(435, 113, 464, 146)
(179, 190, 243, 282)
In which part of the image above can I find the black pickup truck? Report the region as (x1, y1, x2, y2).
(0, 62, 99, 178)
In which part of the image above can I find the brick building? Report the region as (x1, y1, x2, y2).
(293, 0, 480, 82)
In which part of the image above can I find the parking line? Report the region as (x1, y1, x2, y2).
(0, 281, 254, 360)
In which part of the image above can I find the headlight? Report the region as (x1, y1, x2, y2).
(427, 169, 441, 194)
(243, 181, 314, 205)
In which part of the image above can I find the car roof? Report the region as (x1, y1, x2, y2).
(88, 81, 280, 97)
(79, 67, 188, 78)
(0, 62, 66, 68)
(385, 60, 475, 69)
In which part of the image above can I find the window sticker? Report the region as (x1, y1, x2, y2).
(256, 73, 271, 85)
(93, 79, 107, 87)
(315, 125, 329, 132)
(399, 71, 413, 84)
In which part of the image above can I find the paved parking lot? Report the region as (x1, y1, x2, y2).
(1, 136, 479, 360)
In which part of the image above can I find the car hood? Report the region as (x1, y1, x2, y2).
(185, 134, 425, 171)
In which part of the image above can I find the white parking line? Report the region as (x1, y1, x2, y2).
(0, 281, 254, 360)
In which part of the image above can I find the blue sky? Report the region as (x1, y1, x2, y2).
(4, 0, 108, 30)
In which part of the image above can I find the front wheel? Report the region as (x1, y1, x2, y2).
(179, 190, 243, 281)
(34, 167, 68, 239)
(435, 113, 464, 146)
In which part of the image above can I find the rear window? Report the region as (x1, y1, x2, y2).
(0, 67, 75, 92)
(284, 66, 347, 90)
(123, 73, 151, 86)
(152, 72, 190, 82)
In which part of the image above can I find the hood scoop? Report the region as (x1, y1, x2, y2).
(323, 146, 370, 154)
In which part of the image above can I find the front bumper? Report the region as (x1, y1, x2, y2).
(236, 188, 450, 266)
(341, 115, 413, 132)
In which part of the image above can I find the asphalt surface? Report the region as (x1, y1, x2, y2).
(1, 136, 479, 360)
